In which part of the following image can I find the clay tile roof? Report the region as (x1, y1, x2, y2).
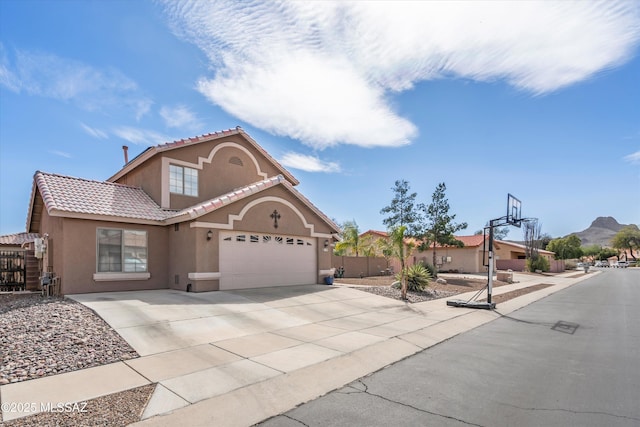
(0, 232, 40, 246)
(34, 171, 169, 222)
(360, 230, 389, 238)
(452, 235, 488, 247)
(177, 175, 287, 219)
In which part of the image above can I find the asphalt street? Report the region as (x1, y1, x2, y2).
(259, 269, 640, 427)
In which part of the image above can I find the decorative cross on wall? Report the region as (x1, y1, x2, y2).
(270, 210, 281, 229)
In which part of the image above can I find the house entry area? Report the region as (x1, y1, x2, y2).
(218, 231, 316, 290)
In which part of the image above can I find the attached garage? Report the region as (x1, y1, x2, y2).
(219, 231, 316, 290)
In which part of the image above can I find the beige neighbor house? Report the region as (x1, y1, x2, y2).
(23, 127, 340, 295)
(358, 232, 557, 274)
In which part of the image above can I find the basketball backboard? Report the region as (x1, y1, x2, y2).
(507, 194, 522, 227)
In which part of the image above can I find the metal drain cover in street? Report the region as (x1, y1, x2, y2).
(551, 320, 579, 334)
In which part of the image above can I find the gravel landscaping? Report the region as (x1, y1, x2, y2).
(1, 293, 147, 426)
(335, 274, 544, 303)
(0, 293, 138, 385)
(0, 384, 155, 427)
(355, 285, 459, 303)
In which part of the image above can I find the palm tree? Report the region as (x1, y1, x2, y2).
(334, 220, 362, 256)
(385, 225, 415, 300)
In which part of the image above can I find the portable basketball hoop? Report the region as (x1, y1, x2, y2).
(447, 194, 523, 310)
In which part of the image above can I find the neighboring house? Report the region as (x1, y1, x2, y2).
(356, 232, 558, 274)
(358, 232, 488, 274)
(494, 240, 559, 272)
(493, 240, 555, 262)
(414, 235, 488, 273)
(0, 232, 40, 250)
(25, 127, 340, 295)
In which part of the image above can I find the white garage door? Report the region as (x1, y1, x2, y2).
(219, 231, 316, 290)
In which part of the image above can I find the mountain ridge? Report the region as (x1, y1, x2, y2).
(568, 216, 633, 247)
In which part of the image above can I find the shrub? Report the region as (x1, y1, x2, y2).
(422, 262, 437, 279)
(526, 256, 550, 273)
(396, 263, 432, 292)
(564, 260, 577, 270)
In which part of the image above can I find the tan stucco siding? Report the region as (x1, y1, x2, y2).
(168, 222, 199, 291)
(189, 186, 334, 286)
(194, 186, 334, 237)
(53, 218, 169, 295)
(161, 135, 292, 211)
(414, 246, 485, 273)
(113, 156, 163, 205)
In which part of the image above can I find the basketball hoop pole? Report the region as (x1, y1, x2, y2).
(446, 194, 521, 310)
(487, 219, 496, 305)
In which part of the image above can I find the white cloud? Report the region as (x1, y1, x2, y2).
(160, 104, 202, 130)
(80, 123, 108, 139)
(624, 151, 640, 164)
(162, 0, 640, 149)
(280, 152, 341, 173)
(112, 126, 171, 146)
(0, 48, 152, 118)
(48, 150, 71, 158)
(0, 44, 20, 92)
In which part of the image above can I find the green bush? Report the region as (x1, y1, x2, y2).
(526, 256, 550, 273)
(395, 263, 432, 292)
(422, 262, 437, 279)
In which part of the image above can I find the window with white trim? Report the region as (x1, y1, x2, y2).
(97, 228, 148, 273)
(169, 164, 198, 196)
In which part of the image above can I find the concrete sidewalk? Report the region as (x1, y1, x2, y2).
(0, 270, 598, 425)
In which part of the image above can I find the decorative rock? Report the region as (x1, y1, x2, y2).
(0, 293, 139, 385)
(436, 278, 447, 284)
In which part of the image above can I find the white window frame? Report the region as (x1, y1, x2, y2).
(169, 164, 198, 197)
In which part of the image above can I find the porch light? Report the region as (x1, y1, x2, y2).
(207, 230, 213, 241)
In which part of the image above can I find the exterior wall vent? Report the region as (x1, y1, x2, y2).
(229, 156, 243, 166)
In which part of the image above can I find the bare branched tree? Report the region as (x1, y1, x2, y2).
(522, 219, 542, 260)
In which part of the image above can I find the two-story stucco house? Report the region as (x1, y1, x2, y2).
(26, 127, 339, 295)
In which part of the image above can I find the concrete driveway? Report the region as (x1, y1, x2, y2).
(69, 285, 441, 421)
(2, 273, 593, 425)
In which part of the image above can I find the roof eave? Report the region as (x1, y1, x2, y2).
(107, 147, 156, 183)
(26, 173, 39, 233)
(46, 210, 166, 226)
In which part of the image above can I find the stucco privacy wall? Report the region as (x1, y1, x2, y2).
(331, 255, 391, 278)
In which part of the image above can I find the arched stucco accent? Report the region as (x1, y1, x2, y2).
(161, 142, 268, 208)
(190, 196, 333, 238)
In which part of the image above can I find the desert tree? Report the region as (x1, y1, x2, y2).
(611, 225, 640, 260)
(420, 182, 468, 270)
(581, 244, 601, 261)
(546, 235, 583, 260)
(380, 180, 422, 236)
(522, 220, 549, 272)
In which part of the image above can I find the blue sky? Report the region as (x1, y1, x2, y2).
(1, 0, 639, 240)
